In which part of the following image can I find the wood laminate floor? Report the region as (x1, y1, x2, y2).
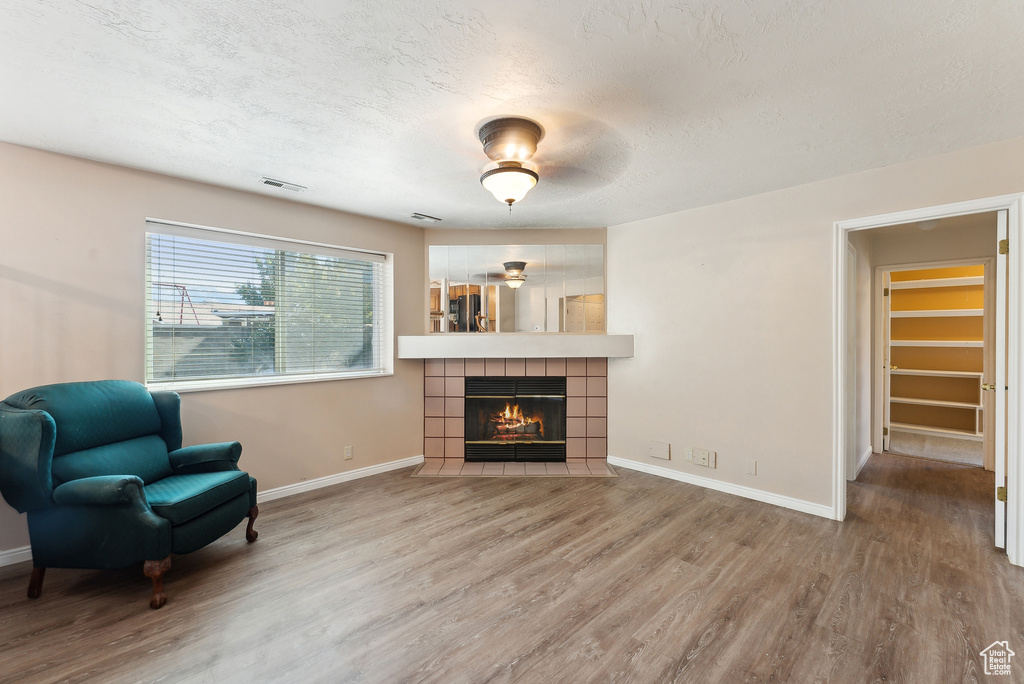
(1, 452, 1022, 683)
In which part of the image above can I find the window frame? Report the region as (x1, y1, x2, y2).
(144, 218, 394, 393)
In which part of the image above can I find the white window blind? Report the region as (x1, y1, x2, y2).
(145, 221, 390, 389)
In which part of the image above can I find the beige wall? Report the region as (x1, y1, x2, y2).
(606, 137, 1024, 509)
(0, 142, 425, 554)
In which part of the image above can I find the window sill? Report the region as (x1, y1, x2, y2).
(146, 369, 392, 394)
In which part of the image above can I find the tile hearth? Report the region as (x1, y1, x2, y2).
(413, 460, 616, 478)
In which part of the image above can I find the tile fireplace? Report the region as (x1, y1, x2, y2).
(423, 357, 608, 464)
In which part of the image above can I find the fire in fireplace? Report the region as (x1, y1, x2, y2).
(465, 376, 566, 462)
(490, 402, 543, 439)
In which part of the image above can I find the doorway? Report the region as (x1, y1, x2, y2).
(834, 194, 1024, 567)
(880, 261, 990, 469)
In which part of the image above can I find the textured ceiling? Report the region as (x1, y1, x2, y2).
(3, 1, 1024, 229)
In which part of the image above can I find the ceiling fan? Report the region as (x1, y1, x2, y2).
(476, 117, 542, 209)
(472, 113, 628, 211)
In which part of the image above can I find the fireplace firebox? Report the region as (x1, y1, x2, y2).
(464, 376, 566, 462)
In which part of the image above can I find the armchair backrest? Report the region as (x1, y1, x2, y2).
(0, 380, 181, 512)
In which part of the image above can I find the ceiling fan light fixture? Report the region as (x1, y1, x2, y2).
(480, 162, 538, 207)
(503, 261, 526, 276)
(502, 261, 527, 288)
(478, 117, 543, 162)
(477, 117, 543, 207)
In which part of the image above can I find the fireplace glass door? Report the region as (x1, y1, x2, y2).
(464, 377, 566, 462)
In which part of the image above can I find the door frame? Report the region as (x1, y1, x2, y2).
(833, 193, 1024, 567)
(872, 256, 994, 466)
(845, 242, 858, 481)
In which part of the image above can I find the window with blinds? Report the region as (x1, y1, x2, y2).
(145, 221, 391, 389)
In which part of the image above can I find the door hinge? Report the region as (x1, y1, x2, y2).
(997, 486, 1007, 502)
(883, 287, 890, 296)
(999, 239, 1009, 255)
(883, 427, 889, 436)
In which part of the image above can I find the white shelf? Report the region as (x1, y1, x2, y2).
(890, 276, 984, 290)
(890, 368, 983, 378)
(890, 396, 980, 409)
(890, 309, 983, 318)
(397, 334, 635, 359)
(890, 422, 983, 441)
(890, 339, 983, 347)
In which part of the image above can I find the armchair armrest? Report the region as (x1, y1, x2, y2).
(169, 442, 242, 474)
(53, 475, 148, 507)
(0, 405, 57, 512)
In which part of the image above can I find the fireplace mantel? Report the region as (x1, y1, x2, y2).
(397, 334, 634, 359)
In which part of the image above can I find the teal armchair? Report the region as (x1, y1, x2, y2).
(0, 380, 258, 608)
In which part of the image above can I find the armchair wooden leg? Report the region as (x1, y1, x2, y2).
(27, 567, 45, 599)
(143, 556, 171, 609)
(246, 505, 259, 543)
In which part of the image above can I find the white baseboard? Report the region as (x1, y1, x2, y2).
(607, 455, 835, 520)
(0, 545, 32, 568)
(855, 446, 873, 478)
(257, 455, 424, 503)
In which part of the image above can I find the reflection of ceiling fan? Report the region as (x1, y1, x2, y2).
(460, 262, 529, 288)
(465, 273, 507, 286)
(503, 261, 527, 289)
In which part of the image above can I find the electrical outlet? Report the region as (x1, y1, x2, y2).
(691, 447, 716, 468)
(747, 460, 757, 475)
(650, 440, 671, 460)
(344, 446, 353, 460)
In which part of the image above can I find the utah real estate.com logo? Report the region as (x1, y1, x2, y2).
(981, 641, 1015, 676)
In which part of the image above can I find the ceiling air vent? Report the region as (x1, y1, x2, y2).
(410, 213, 442, 223)
(259, 177, 306, 192)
